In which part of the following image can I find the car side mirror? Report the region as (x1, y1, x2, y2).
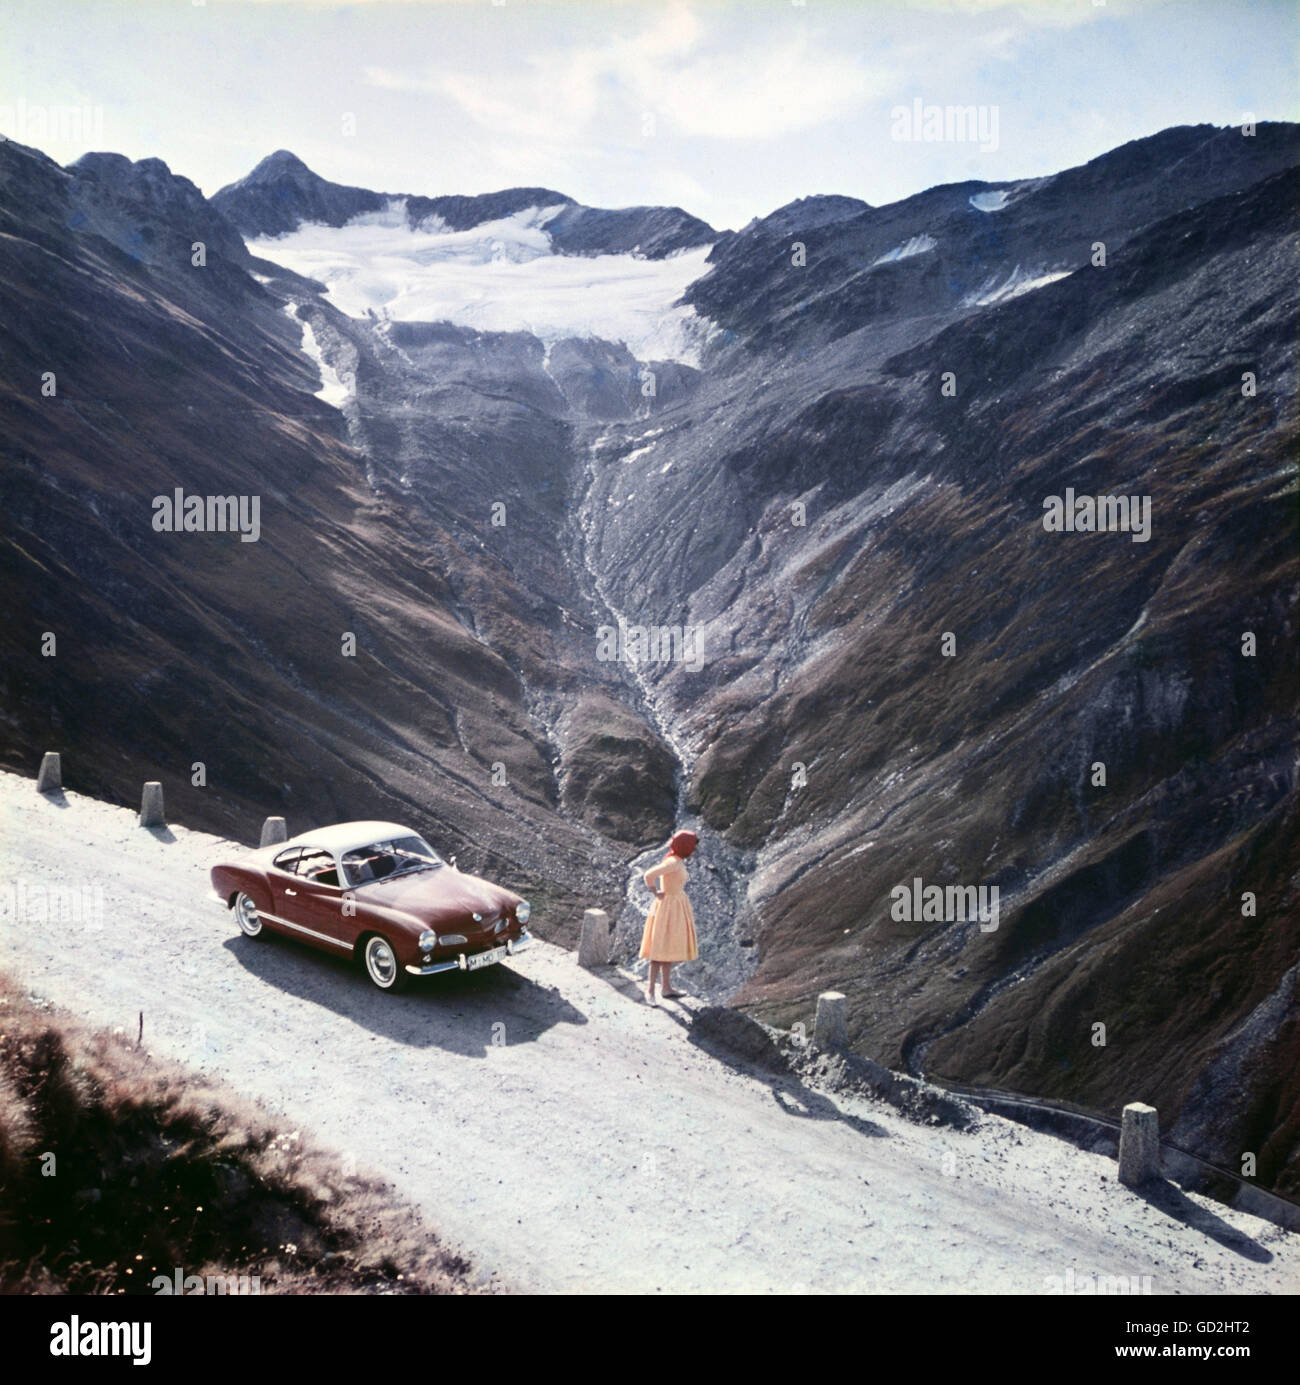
(449, 855, 458, 869)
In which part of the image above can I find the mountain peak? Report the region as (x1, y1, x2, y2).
(241, 149, 318, 184)
(747, 194, 873, 236)
(213, 153, 386, 236)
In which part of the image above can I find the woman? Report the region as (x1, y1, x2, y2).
(639, 829, 699, 1003)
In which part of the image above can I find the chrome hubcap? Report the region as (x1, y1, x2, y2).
(366, 938, 397, 986)
(235, 894, 261, 935)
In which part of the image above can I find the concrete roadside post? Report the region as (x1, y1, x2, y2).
(36, 752, 62, 793)
(814, 991, 847, 1050)
(139, 782, 166, 828)
(1118, 1102, 1160, 1187)
(260, 816, 288, 847)
(578, 908, 611, 967)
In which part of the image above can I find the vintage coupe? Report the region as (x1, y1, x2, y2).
(210, 820, 533, 992)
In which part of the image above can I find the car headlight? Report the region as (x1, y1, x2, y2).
(419, 930, 437, 952)
(516, 900, 531, 923)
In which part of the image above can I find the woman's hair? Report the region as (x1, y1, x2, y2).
(669, 829, 698, 859)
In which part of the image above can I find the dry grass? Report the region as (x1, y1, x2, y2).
(0, 974, 485, 1294)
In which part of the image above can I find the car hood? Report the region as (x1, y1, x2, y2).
(355, 868, 520, 927)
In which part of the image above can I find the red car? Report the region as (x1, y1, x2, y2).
(210, 820, 532, 992)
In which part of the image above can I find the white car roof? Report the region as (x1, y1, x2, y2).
(277, 821, 418, 857)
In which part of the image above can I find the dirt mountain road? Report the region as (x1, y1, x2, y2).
(1, 772, 1295, 1293)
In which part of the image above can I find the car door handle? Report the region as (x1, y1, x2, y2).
(284, 888, 297, 896)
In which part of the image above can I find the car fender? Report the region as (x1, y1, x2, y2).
(211, 864, 272, 915)
(348, 903, 430, 965)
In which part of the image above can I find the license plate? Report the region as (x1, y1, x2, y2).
(467, 946, 507, 971)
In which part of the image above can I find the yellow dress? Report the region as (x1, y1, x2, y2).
(639, 854, 699, 962)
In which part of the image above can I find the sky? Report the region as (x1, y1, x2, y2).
(2, 0, 1296, 231)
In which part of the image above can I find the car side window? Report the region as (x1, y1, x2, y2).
(297, 849, 340, 887)
(273, 847, 304, 874)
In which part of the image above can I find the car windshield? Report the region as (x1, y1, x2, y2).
(340, 834, 444, 888)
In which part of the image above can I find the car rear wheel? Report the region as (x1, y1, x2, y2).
(234, 892, 264, 938)
(363, 934, 408, 992)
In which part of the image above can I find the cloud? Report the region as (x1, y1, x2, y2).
(364, 2, 889, 144)
(889, 0, 1138, 23)
(654, 33, 889, 139)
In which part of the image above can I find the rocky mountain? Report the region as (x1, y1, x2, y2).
(689, 123, 1300, 354)
(743, 192, 873, 236)
(212, 149, 393, 235)
(0, 141, 675, 935)
(2, 125, 1296, 1194)
(544, 201, 717, 259)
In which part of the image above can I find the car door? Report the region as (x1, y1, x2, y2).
(267, 847, 305, 930)
(279, 847, 353, 958)
(269, 847, 353, 957)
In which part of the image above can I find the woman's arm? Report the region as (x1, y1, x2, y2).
(642, 858, 670, 891)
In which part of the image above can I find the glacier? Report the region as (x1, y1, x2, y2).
(251, 201, 716, 366)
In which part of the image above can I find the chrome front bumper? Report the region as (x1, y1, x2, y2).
(405, 928, 533, 976)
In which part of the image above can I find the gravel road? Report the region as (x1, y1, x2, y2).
(1, 771, 1295, 1294)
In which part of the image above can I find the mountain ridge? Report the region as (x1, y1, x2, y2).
(213, 149, 716, 259)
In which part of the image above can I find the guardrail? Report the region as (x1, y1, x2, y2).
(34, 749, 286, 847)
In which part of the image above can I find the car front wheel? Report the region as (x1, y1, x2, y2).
(234, 892, 264, 938)
(362, 934, 409, 992)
